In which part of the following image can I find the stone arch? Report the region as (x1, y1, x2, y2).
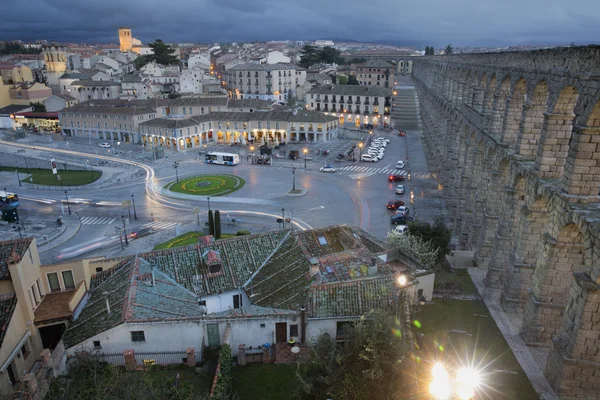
(561, 99, 600, 196)
(516, 80, 549, 157)
(466, 138, 489, 249)
(534, 85, 579, 179)
(490, 75, 512, 136)
(482, 74, 496, 114)
(500, 77, 527, 147)
(522, 222, 585, 345)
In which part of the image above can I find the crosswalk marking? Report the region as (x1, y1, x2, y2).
(343, 169, 432, 180)
(142, 220, 180, 230)
(81, 217, 116, 225)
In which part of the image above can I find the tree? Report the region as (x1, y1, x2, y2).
(30, 102, 46, 112)
(387, 230, 438, 269)
(149, 39, 179, 66)
(329, 74, 337, 84)
(407, 217, 452, 262)
(299, 44, 320, 68)
(0, 42, 41, 55)
(208, 209, 214, 236)
(133, 54, 152, 70)
(425, 46, 430, 55)
(347, 75, 359, 85)
(337, 75, 348, 85)
(214, 210, 221, 239)
(424, 46, 435, 56)
(444, 44, 453, 54)
(319, 46, 342, 64)
(297, 309, 410, 400)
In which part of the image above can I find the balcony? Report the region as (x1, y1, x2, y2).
(373, 100, 379, 105)
(339, 98, 344, 103)
(316, 105, 321, 111)
(324, 98, 329, 103)
(316, 97, 322, 102)
(308, 126, 314, 131)
(332, 98, 336, 103)
(347, 99, 353, 104)
(317, 128, 323, 132)
(339, 107, 344, 113)
(299, 127, 305, 131)
(354, 108, 360, 114)
(363, 110, 370, 115)
(364, 99, 370, 105)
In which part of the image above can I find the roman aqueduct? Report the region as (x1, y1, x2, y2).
(412, 46, 600, 398)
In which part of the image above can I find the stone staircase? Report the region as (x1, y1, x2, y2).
(392, 80, 422, 130)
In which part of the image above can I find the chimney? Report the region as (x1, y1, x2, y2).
(151, 268, 156, 287)
(368, 258, 378, 275)
(309, 257, 319, 278)
(103, 291, 111, 316)
(300, 307, 306, 344)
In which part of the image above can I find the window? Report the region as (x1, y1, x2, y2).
(47, 272, 61, 292)
(62, 270, 75, 290)
(189, 107, 192, 114)
(317, 236, 328, 245)
(290, 324, 299, 337)
(96, 267, 103, 273)
(131, 331, 146, 342)
(233, 294, 243, 309)
(93, 341, 101, 349)
(21, 343, 30, 360)
(336, 321, 353, 339)
(260, 323, 266, 328)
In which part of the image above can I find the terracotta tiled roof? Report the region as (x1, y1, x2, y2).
(211, 305, 297, 318)
(63, 257, 204, 348)
(308, 275, 398, 318)
(308, 84, 393, 97)
(0, 238, 33, 280)
(139, 230, 290, 296)
(317, 252, 385, 283)
(89, 256, 135, 289)
(226, 99, 274, 110)
(297, 225, 359, 257)
(0, 293, 18, 347)
(245, 232, 312, 310)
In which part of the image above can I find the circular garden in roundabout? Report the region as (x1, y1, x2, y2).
(165, 174, 246, 196)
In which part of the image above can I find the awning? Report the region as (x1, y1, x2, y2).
(0, 330, 32, 372)
(13, 112, 59, 120)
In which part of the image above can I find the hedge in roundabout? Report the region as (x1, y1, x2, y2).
(165, 174, 245, 196)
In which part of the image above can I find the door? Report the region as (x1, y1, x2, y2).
(275, 322, 287, 343)
(207, 323, 220, 347)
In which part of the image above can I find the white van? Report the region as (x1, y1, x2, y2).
(396, 160, 405, 169)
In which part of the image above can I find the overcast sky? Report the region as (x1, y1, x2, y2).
(2, 0, 599, 47)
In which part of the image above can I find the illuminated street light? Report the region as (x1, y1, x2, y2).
(303, 148, 308, 168)
(430, 363, 451, 400)
(397, 274, 407, 287)
(456, 368, 480, 400)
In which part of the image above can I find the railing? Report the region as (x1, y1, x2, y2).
(135, 351, 188, 366)
(97, 351, 126, 365)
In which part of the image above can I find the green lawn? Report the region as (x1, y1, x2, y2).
(233, 364, 299, 400)
(0, 166, 101, 186)
(414, 299, 540, 400)
(153, 231, 236, 250)
(434, 267, 479, 295)
(165, 174, 245, 196)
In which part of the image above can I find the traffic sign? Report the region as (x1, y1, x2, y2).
(193, 207, 200, 214)
(122, 200, 131, 208)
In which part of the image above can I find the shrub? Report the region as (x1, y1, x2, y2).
(212, 344, 233, 399)
(214, 210, 221, 239)
(236, 230, 251, 236)
(208, 210, 214, 236)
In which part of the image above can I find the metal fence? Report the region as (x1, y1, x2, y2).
(97, 352, 126, 366)
(134, 351, 188, 366)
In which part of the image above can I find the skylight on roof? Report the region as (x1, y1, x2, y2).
(318, 236, 328, 245)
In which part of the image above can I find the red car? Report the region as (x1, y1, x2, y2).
(398, 130, 405, 136)
(388, 174, 406, 182)
(386, 200, 405, 210)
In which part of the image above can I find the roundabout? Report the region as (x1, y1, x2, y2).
(164, 174, 246, 196)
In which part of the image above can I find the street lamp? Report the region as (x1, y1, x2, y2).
(173, 161, 180, 183)
(207, 197, 211, 212)
(303, 148, 308, 168)
(64, 190, 71, 215)
(358, 142, 363, 160)
(250, 145, 255, 155)
(282, 208, 285, 229)
(292, 167, 296, 191)
(121, 215, 128, 245)
(131, 194, 137, 220)
(15, 168, 21, 187)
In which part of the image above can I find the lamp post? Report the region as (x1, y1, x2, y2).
(303, 148, 308, 168)
(292, 167, 296, 191)
(131, 194, 137, 220)
(15, 168, 21, 187)
(121, 215, 128, 245)
(282, 208, 285, 229)
(358, 142, 363, 160)
(369, 130, 373, 145)
(173, 161, 180, 183)
(207, 197, 211, 212)
(64, 190, 71, 215)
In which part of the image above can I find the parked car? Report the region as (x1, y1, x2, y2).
(388, 174, 405, 182)
(386, 200, 405, 210)
(319, 165, 336, 173)
(395, 184, 405, 194)
(361, 154, 377, 162)
(392, 225, 408, 234)
(395, 206, 410, 216)
(130, 227, 156, 239)
(391, 214, 414, 225)
(98, 143, 111, 148)
(396, 161, 405, 169)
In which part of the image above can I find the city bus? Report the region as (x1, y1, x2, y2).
(205, 152, 240, 166)
(0, 190, 19, 211)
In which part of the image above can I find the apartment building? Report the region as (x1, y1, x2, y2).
(356, 60, 395, 88)
(306, 85, 393, 127)
(139, 109, 339, 150)
(225, 63, 306, 102)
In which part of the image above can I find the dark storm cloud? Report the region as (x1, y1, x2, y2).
(1, 0, 599, 45)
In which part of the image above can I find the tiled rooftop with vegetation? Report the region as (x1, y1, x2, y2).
(317, 252, 386, 283)
(0, 238, 33, 280)
(297, 226, 363, 257)
(0, 293, 18, 347)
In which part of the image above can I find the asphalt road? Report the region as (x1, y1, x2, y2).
(3, 74, 442, 262)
